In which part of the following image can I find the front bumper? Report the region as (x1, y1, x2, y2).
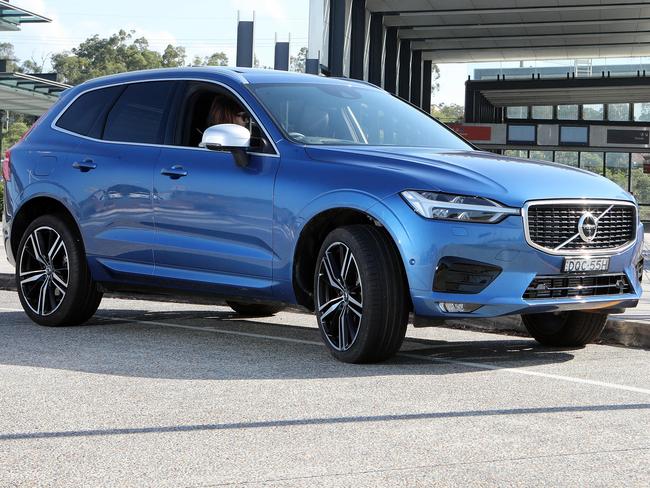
(383, 195, 643, 319)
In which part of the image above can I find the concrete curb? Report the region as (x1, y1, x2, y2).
(0, 272, 647, 349)
(441, 314, 649, 350)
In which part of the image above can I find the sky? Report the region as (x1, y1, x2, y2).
(5, 1, 650, 106)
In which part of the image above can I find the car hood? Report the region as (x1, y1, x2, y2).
(305, 146, 634, 207)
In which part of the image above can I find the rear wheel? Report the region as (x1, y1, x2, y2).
(314, 225, 408, 363)
(16, 214, 103, 327)
(226, 301, 285, 317)
(522, 311, 608, 347)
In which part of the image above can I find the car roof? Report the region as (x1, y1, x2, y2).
(69, 67, 378, 95)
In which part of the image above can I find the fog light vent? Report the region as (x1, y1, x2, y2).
(433, 257, 501, 294)
(439, 302, 482, 313)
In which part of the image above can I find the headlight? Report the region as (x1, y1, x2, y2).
(401, 190, 519, 223)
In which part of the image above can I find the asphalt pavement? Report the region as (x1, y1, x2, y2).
(0, 289, 648, 487)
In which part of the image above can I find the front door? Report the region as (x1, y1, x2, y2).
(152, 82, 279, 297)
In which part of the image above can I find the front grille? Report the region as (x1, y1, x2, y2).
(526, 201, 636, 253)
(523, 273, 631, 300)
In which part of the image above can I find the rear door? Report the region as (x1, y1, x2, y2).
(56, 80, 178, 279)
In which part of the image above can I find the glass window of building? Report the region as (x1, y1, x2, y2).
(557, 105, 579, 120)
(631, 153, 650, 219)
(531, 106, 553, 119)
(608, 103, 630, 121)
(582, 104, 604, 120)
(506, 106, 528, 119)
(605, 153, 629, 190)
(555, 151, 579, 167)
(634, 103, 650, 122)
(529, 150, 553, 162)
(580, 152, 604, 174)
(504, 149, 529, 158)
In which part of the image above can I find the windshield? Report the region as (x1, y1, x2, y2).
(249, 83, 472, 149)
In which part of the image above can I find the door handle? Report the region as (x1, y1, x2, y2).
(72, 159, 97, 172)
(161, 165, 188, 180)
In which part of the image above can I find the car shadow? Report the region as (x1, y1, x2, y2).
(0, 308, 577, 381)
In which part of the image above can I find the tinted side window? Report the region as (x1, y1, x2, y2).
(56, 86, 123, 138)
(103, 81, 176, 144)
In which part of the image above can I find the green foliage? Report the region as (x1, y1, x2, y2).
(1, 120, 30, 154)
(0, 184, 4, 211)
(191, 52, 229, 67)
(51, 30, 187, 85)
(430, 103, 464, 123)
(290, 47, 308, 73)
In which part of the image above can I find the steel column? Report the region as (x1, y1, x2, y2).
(236, 21, 254, 68)
(421, 60, 432, 112)
(274, 42, 290, 71)
(350, 0, 366, 80)
(410, 50, 422, 106)
(398, 39, 411, 100)
(328, 0, 346, 77)
(368, 13, 383, 86)
(384, 27, 398, 93)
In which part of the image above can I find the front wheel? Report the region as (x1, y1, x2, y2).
(16, 214, 103, 327)
(314, 225, 408, 363)
(522, 311, 608, 347)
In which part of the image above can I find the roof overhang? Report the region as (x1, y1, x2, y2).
(0, 0, 51, 31)
(468, 77, 650, 107)
(0, 72, 68, 116)
(366, 0, 650, 63)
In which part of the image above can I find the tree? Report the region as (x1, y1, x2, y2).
(161, 45, 186, 67)
(290, 47, 308, 73)
(205, 52, 228, 66)
(0, 43, 18, 71)
(431, 103, 464, 123)
(191, 52, 229, 67)
(51, 30, 187, 85)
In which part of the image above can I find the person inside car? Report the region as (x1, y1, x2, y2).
(206, 95, 250, 128)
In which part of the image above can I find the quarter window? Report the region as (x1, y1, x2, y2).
(56, 86, 123, 138)
(103, 81, 176, 144)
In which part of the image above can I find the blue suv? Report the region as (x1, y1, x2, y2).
(2, 67, 644, 363)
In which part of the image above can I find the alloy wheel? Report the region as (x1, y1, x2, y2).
(19, 226, 69, 316)
(316, 242, 363, 351)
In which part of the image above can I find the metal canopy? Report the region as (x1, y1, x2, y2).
(470, 76, 650, 106)
(0, 0, 51, 31)
(0, 72, 68, 116)
(365, 0, 650, 63)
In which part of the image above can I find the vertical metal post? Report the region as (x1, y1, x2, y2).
(397, 39, 411, 100)
(349, 0, 366, 80)
(274, 40, 290, 71)
(410, 50, 422, 107)
(422, 60, 432, 113)
(368, 13, 383, 87)
(328, 0, 346, 77)
(306, 0, 324, 74)
(236, 13, 255, 68)
(383, 27, 398, 94)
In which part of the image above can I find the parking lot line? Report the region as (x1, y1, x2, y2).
(2, 304, 648, 396)
(105, 314, 650, 396)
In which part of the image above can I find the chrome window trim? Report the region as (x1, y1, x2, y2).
(522, 199, 638, 256)
(50, 76, 280, 158)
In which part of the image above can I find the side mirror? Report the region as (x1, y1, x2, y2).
(199, 124, 251, 167)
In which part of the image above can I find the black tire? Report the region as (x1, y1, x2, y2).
(16, 214, 103, 327)
(521, 311, 608, 347)
(226, 301, 285, 317)
(314, 225, 408, 363)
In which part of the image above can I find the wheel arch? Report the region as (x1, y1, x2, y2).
(292, 206, 412, 311)
(10, 195, 84, 260)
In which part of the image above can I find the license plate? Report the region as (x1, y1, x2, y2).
(562, 257, 610, 273)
